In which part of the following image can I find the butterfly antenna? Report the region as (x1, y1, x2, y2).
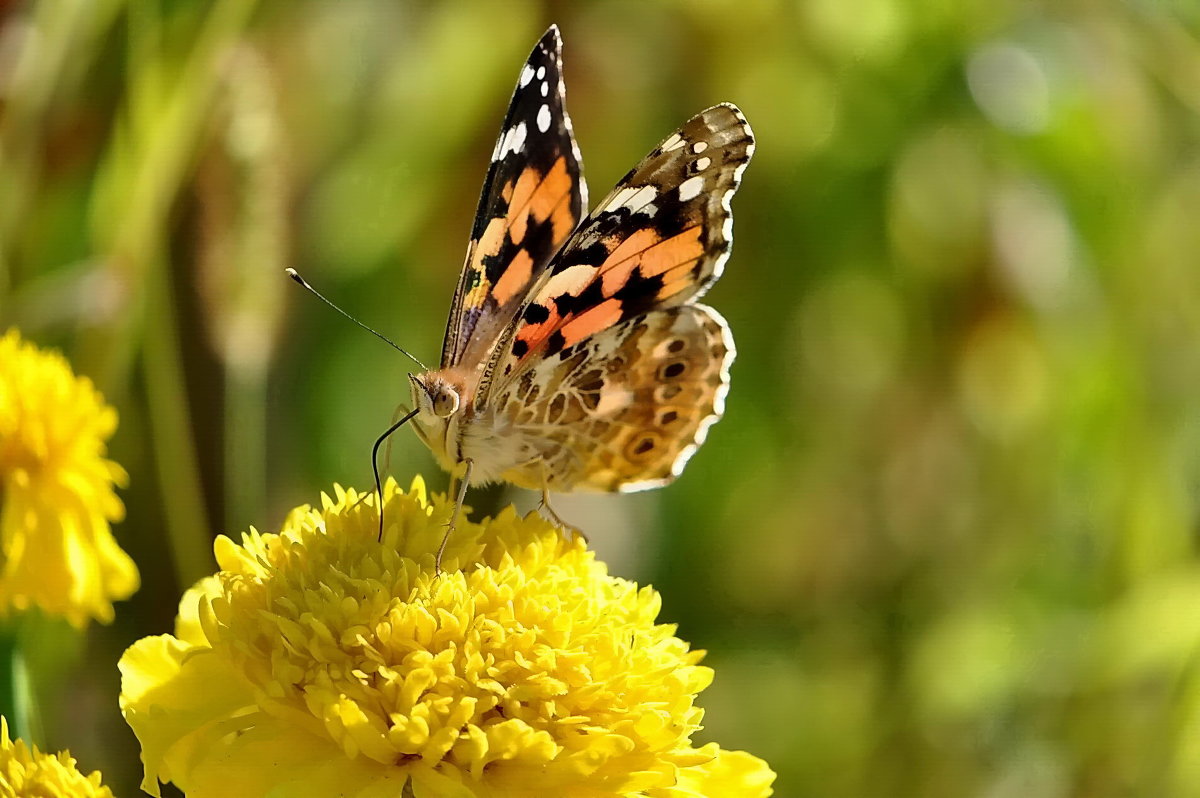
(286, 268, 428, 371)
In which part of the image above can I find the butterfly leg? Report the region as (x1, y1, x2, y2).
(436, 457, 473, 574)
(535, 463, 588, 543)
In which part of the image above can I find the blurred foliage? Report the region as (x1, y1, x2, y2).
(2, 0, 1200, 795)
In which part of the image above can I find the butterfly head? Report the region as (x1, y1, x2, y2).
(409, 372, 462, 418)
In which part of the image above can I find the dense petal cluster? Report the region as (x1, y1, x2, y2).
(120, 478, 774, 797)
(0, 330, 138, 626)
(0, 717, 115, 797)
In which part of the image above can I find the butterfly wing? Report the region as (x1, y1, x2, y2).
(489, 304, 734, 492)
(441, 25, 587, 371)
(479, 103, 753, 398)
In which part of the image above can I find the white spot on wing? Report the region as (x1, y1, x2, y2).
(609, 184, 659, 215)
(692, 141, 708, 153)
(537, 104, 552, 133)
(536, 65, 546, 79)
(678, 175, 705, 201)
(540, 263, 594, 297)
(494, 121, 528, 161)
(609, 187, 637, 207)
(541, 81, 549, 97)
(595, 385, 633, 415)
(520, 65, 534, 87)
(661, 133, 686, 152)
(696, 156, 712, 171)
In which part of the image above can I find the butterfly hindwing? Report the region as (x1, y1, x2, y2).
(482, 103, 753, 398)
(441, 25, 587, 372)
(490, 304, 734, 492)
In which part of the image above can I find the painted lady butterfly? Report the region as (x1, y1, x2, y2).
(399, 26, 753, 556)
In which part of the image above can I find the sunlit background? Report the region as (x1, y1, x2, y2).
(3, 0, 1200, 795)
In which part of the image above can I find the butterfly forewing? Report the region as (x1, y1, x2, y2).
(441, 25, 587, 373)
(480, 103, 753, 398)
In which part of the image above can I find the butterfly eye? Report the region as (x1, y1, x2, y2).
(432, 387, 461, 417)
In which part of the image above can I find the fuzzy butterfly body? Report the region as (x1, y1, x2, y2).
(407, 25, 753, 500)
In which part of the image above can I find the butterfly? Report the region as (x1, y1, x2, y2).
(391, 25, 753, 560)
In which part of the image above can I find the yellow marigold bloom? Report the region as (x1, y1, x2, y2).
(0, 330, 138, 627)
(0, 717, 115, 797)
(120, 478, 775, 797)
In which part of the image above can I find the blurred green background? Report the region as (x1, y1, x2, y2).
(4, 0, 1200, 795)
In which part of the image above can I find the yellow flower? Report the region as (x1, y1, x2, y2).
(0, 330, 138, 627)
(0, 716, 115, 797)
(120, 478, 775, 797)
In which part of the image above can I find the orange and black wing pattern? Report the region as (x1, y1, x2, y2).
(485, 104, 753, 393)
(441, 26, 586, 371)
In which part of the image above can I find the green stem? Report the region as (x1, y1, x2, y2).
(143, 256, 215, 588)
(225, 366, 267, 535)
(0, 623, 39, 746)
